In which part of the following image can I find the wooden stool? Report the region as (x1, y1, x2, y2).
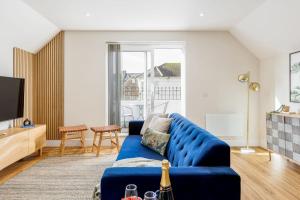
(58, 124, 88, 156)
(90, 125, 121, 157)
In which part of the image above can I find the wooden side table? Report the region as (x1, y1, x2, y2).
(90, 125, 121, 157)
(58, 124, 88, 156)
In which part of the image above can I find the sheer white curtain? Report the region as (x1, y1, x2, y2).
(107, 44, 121, 125)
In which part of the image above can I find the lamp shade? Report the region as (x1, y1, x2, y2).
(249, 82, 260, 91)
(238, 73, 249, 82)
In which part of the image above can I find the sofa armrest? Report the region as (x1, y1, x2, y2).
(101, 167, 240, 200)
(128, 120, 144, 135)
(198, 139, 231, 167)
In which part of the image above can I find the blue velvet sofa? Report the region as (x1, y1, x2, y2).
(101, 113, 240, 200)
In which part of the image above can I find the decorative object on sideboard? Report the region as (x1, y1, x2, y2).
(272, 104, 290, 113)
(290, 51, 300, 103)
(238, 72, 260, 153)
(282, 105, 290, 112)
(22, 118, 34, 128)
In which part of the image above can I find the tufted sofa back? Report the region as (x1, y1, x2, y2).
(166, 113, 230, 167)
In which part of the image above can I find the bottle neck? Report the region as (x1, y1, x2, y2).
(160, 167, 171, 188)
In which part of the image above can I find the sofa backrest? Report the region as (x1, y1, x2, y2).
(166, 113, 230, 167)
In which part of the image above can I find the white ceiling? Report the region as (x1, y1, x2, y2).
(7, 0, 300, 60)
(22, 0, 265, 30)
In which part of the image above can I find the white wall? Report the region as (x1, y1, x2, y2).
(259, 53, 300, 147)
(64, 31, 259, 146)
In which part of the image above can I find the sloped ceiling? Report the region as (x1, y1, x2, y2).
(0, 0, 59, 54)
(0, 0, 59, 76)
(230, 0, 300, 59)
(22, 0, 300, 60)
(2, 0, 298, 60)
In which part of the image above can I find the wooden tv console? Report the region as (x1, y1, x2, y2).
(0, 125, 46, 170)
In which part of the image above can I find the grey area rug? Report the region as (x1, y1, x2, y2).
(0, 153, 116, 200)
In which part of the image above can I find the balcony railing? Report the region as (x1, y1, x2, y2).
(122, 86, 181, 100)
(154, 86, 181, 100)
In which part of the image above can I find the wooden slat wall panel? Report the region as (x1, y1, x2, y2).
(13, 48, 34, 127)
(34, 31, 64, 140)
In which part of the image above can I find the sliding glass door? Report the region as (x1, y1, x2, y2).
(114, 44, 184, 132)
(120, 52, 146, 130)
(146, 49, 183, 115)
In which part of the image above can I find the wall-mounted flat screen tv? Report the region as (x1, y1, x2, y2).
(0, 76, 25, 122)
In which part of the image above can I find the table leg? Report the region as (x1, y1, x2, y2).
(115, 130, 120, 152)
(109, 132, 113, 146)
(81, 131, 86, 153)
(92, 132, 97, 152)
(39, 147, 43, 157)
(60, 133, 65, 156)
(97, 133, 103, 157)
(269, 150, 272, 161)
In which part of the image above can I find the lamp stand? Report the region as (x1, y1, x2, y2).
(241, 73, 255, 154)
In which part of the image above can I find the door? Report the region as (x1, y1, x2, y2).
(146, 48, 183, 115)
(118, 45, 184, 132)
(120, 51, 147, 130)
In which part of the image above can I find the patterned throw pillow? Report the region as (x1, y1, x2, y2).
(141, 128, 170, 156)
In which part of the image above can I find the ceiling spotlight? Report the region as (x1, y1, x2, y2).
(85, 12, 91, 17)
(199, 12, 204, 17)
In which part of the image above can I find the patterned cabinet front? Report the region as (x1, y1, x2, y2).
(285, 116, 300, 162)
(266, 113, 285, 155)
(267, 113, 300, 164)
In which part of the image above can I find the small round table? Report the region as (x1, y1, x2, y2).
(90, 125, 121, 157)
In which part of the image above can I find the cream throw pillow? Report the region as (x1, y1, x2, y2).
(148, 116, 172, 133)
(140, 113, 168, 135)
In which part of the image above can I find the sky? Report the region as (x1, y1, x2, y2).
(121, 49, 183, 73)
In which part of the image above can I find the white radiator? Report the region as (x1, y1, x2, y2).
(205, 113, 243, 137)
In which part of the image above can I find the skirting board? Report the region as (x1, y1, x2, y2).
(222, 138, 260, 147)
(46, 136, 126, 147)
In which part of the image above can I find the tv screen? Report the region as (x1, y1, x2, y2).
(0, 76, 25, 122)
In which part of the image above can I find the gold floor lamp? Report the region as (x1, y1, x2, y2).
(238, 72, 260, 153)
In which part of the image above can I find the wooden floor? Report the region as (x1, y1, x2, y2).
(231, 147, 300, 200)
(1, 147, 300, 200)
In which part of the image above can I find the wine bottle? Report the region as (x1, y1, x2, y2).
(159, 159, 174, 200)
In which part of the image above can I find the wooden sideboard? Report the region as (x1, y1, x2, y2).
(0, 125, 46, 170)
(266, 113, 300, 164)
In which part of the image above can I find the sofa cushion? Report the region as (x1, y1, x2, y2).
(141, 128, 170, 156)
(166, 113, 230, 167)
(117, 135, 166, 161)
(140, 113, 168, 135)
(148, 116, 172, 133)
